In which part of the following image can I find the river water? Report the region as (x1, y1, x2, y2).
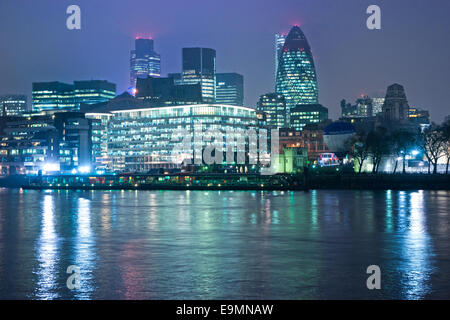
(0, 188, 449, 299)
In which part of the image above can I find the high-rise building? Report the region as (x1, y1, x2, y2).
(216, 73, 244, 106)
(74, 80, 116, 107)
(356, 96, 373, 118)
(275, 33, 286, 78)
(276, 26, 319, 124)
(182, 48, 216, 103)
(257, 93, 286, 128)
(382, 84, 409, 122)
(32, 82, 75, 112)
(290, 104, 328, 131)
(0, 95, 28, 116)
(372, 97, 385, 116)
(130, 38, 161, 87)
(32, 80, 116, 112)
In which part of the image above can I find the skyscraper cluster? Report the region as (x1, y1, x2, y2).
(258, 25, 326, 131)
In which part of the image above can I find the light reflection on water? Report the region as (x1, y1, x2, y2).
(0, 189, 449, 299)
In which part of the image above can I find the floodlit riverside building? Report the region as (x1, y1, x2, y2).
(86, 104, 267, 173)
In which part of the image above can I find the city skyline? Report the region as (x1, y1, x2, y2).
(0, 0, 449, 123)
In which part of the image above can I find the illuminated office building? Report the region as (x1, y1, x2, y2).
(0, 112, 92, 174)
(257, 93, 286, 128)
(290, 104, 328, 131)
(32, 80, 116, 112)
(275, 33, 286, 78)
(276, 26, 318, 123)
(130, 38, 161, 87)
(216, 73, 244, 106)
(86, 104, 262, 172)
(0, 95, 28, 116)
(74, 80, 116, 107)
(32, 82, 75, 112)
(182, 48, 216, 103)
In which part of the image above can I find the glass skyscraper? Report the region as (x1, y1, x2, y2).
(130, 38, 161, 87)
(275, 26, 318, 124)
(216, 73, 244, 106)
(257, 93, 286, 128)
(182, 48, 216, 103)
(275, 33, 286, 79)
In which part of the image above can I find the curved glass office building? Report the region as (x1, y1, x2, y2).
(275, 26, 318, 123)
(88, 104, 263, 172)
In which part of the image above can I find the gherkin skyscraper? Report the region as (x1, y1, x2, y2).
(275, 26, 318, 123)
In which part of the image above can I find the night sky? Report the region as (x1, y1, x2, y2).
(0, 0, 449, 121)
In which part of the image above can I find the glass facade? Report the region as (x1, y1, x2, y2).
(182, 48, 216, 103)
(130, 38, 161, 87)
(0, 113, 92, 174)
(275, 33, 286, 79)
(32, 81, 116, 112)
(32, 82, 75, 112)
(276, 26, 318, 123)
(216, 73, 244, 106)
(87, 104, 261, 172)
(290, 104, 328, 131)
(257, 93, 286, 128)
(0, 94, 28, 116)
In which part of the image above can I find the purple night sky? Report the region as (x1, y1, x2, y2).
(0, 0, 449, 121)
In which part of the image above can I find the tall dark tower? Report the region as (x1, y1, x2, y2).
(382, 84, 409, 121)
(130, 38, 161, 87)
(182, 48, 216, 103)
(275, 26, 318, 125)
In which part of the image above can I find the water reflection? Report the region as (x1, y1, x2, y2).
(73, 197, 96, 299)
(0, 189, 449, 299)
(35, 194, 59, 299)
(400, 191, 433, 299)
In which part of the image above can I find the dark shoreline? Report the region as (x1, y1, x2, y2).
(2, 173, 450, 191)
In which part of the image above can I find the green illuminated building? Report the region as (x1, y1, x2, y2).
(275, 26, 318, 124)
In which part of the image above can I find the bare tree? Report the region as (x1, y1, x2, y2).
(348, 132, 370, 173)
(390, 129, 418, 174)
(420, 124, 446, 174)
(442, 120, 450, 174)
(367, 127, 390, 174)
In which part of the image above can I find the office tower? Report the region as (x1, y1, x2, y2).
(355, 95, 373, 118)
(0, 95, 28, 116)
(216, 73, 244, 106)
(32, 82, 75, 112)
(257, 93, 286, 128)
(382, 83, 409, 122)
(276, 26, 319, 124)
(130, 38, 161, 87)
(136, 76, 202, 106)
(182, 48, 216, 103)
(275, 33, 286, 78)
(290, 104, 328, 131)
(32, 80, 116, 112)
(371, 97, 385, 116)
(0, 112, 92, 174)
(74, 80, 116, 107)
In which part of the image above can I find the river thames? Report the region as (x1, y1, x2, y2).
(0, 188, 449, 299)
